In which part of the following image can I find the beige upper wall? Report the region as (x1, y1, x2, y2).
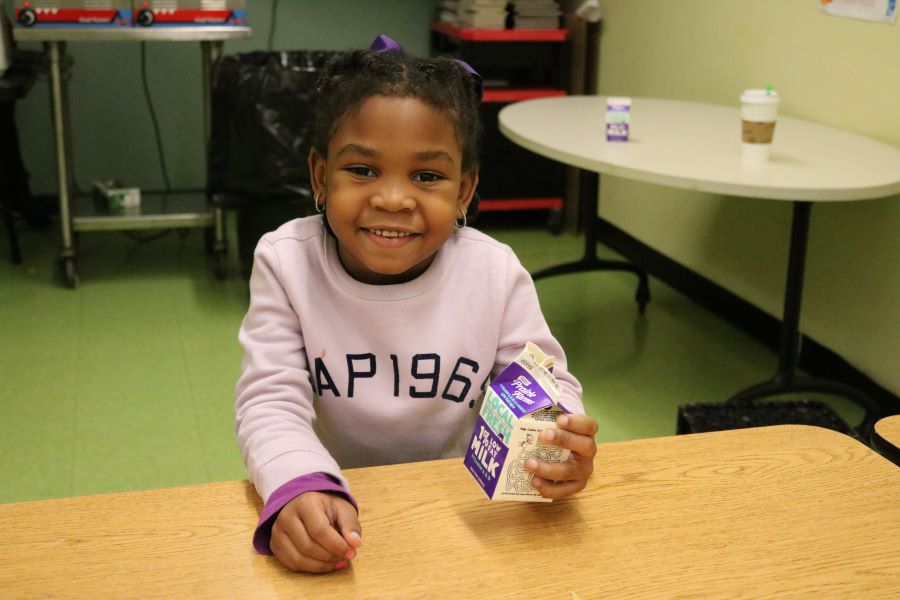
(594, 0, 900, 394)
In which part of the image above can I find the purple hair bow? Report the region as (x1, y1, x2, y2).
(369, 34, 484, 102)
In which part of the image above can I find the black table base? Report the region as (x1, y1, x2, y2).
(530, 170, 650, 313)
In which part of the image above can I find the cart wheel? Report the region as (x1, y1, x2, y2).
(204, 226, 216, 254)
(547, 208, 563, 235)
(214, 250, 228, 280)
(18, 8, 37, 27)
(61, 257, 79, 289)
(137, 8, 155, 26)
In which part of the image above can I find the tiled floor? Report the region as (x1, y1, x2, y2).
(0, 214, 862, 504)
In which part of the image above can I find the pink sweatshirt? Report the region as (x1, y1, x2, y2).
(235, 216, 583, 551)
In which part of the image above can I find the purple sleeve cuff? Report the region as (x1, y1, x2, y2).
(252, 472, 357, 555)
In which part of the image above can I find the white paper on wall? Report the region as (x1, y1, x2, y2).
(819, 0, 897, 24)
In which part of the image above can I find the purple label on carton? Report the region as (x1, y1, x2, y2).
(606, 123, 630, 141)
(606, 99, 631, 142)
(490, 362, 555, 418)
(464, 416, 509, 498)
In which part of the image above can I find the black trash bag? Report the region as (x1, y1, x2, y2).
(1, 51, 53, 232)
(208, 50, 342, 279)
(208, 50, 342, 199)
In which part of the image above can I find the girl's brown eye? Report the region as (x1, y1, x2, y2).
(347, 166, 375, 177)
(414, 172, 442, 183)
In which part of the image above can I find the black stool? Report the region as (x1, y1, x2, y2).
(871, 417, 900, 467)
(677, 399, 857, 440)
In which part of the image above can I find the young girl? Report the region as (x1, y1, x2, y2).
(235, 35, 598, 574)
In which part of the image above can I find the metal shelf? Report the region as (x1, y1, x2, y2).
(479, 197, 563, 211)
(12, 26, 246, 286)
(431, 22, 568, 43)
(14, 26, 251, 43)
(482, 88, 567, 103)
(73, 192, 213, 232)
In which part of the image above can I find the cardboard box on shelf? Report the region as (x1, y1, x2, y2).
(93, 179, 140, 211)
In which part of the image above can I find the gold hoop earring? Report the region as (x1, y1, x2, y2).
(314, 190, 325, 214)
(455, 210, 467, 229)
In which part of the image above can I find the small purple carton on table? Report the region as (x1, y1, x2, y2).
(606, 96, 631, 142)
(464, 342, 572, 502)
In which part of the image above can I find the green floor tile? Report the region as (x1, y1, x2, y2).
(72, 349, 207, 495)
(0, 358, 78, 503)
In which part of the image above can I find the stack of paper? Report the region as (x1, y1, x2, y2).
(457, 0, 509, 29)
(437, 0, 460, 25)
(510, 0, 562, 29)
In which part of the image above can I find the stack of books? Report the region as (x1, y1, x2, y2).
(455, 0, 510, 29)
(510, 0, 562, 29)
(436, 0, 460, 25)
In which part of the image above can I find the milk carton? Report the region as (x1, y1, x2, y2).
(464, 342, 572, 502)
(606, 96, 631, 142)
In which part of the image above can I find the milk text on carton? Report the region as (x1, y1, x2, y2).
(469, 424, 503, 478)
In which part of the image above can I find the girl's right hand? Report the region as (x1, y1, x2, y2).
(270, 491, 362, 573)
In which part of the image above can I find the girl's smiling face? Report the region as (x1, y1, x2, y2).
(309, 95, 478, 285)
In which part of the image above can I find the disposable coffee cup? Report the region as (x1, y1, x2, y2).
(740, 89, 780, 163)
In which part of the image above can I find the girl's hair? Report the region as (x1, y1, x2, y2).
(311, 49, 482, 173)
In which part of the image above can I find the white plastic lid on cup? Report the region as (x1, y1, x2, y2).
(740, 89, 781, 105)
(741, 88, 780, 122)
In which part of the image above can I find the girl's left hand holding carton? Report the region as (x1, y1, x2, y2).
(526, 412, 598, 499)
(465, 342, 598, 501)
(270, 492, 362, 573)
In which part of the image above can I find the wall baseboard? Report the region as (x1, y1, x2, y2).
(595, 217, 900, 418)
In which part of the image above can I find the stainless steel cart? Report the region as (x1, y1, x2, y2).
(13, 25, 251, 287)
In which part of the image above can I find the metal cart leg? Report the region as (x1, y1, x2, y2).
(48, 41, 78, 288)
(202, 40, 228, 279)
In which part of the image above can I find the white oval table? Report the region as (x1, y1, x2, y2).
(499, 96, 900, 435)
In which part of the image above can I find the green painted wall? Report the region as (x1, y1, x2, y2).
(594, 0, 900, 394)
(15, 0, 440, 195)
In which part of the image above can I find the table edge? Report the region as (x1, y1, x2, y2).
(0, 424, 880, 511)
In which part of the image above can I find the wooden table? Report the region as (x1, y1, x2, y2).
(499, 97, 900, 436)
(873, 414, 900, 466)
(2, 425, 899, 598)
